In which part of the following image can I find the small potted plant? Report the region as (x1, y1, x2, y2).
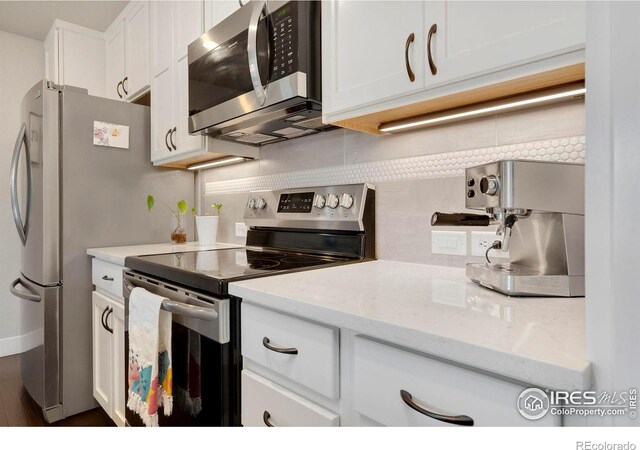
(147, 195, 189, 244)
(192, 203, 222, 245)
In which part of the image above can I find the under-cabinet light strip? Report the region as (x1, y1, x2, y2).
(379, 86, 586, 133)
(188, 156, 250, 171)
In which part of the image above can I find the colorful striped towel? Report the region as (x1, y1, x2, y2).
(127, 287, 173, 427)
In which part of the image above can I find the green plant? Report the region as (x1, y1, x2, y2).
(190, 203, 223, 216)
(146, 195, 188, 220)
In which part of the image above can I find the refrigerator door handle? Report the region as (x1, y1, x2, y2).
(10, 123, 32, 246)
(10, 278, 41, 303)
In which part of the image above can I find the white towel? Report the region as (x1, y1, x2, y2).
(126, 287, 173, 427)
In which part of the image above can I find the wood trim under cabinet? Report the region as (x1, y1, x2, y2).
(330, 63, 585, 135)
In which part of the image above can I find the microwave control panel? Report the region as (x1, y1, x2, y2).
(270, 3, 298, 81)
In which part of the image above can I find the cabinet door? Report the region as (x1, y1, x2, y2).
(175, 0, 204, 61)
(125, 2, 151, 99)
(204, 0, 240, 30)
(110, 301, 126, 427)
(152, 0, 174, 77)
(429, 1, 585, 87)
(151, 66, 176, 162)
(92, 291, 113, 416)
(105, 20, 126, 101)
(59, 28, 106, 96)
(175, 56, 206, 155)
(322, 1, 426, 116)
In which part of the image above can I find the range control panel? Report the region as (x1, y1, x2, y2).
(244, 184, 373, 231)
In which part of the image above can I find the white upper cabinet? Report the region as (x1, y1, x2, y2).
(176, 1, 204, 61)
(153, 0, 174, 77)
(428, 1, 586, 87)
(322, 1, 426, 114)
(105, 20, 126, 100)
(45, 21, 106, 97)
(104, 2, 151, 101)
(125, 2, 151, 99)
(204, 0, 240, 30)
(322, 0, 586, 127)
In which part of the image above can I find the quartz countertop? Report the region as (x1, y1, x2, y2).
(87, 242, 242, 266)
(229, 260, 590, 391)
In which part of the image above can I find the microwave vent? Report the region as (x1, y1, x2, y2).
(294, 116, 327, 129)
(234, 133, 280, 144)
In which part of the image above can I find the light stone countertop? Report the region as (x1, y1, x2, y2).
(86, 242, 242, 266)
(229, 260, 590, 391)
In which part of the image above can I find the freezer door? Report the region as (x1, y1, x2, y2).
(11, 276, 63, 422)
(15, 81, 61, 286)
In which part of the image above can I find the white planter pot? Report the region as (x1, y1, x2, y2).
(195, 216, 219, 245)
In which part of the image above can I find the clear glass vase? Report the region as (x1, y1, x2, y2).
(171, 212, 187, 244)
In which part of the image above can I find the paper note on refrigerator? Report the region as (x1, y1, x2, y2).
(93, 121, 130, 149)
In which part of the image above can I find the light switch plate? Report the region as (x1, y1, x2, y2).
(235, 222, 248, 238)
(471, 231, 509, 258)
(431, 231, 467, 256)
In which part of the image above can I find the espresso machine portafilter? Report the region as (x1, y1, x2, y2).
(432, 160, 585, 297)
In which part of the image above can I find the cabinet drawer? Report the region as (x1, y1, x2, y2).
(353, 336, 559, 426)
(242, 370, 339, 427)
(92, 259, 124, 300)
(241, 303, 339, 399)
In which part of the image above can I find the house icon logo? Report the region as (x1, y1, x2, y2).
(517, 388, 550, 420)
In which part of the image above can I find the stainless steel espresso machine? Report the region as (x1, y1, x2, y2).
(432, 160, 584, 297)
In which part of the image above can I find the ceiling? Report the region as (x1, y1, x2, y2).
(0, 1, 128, 41)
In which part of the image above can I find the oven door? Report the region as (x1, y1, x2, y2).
(188, 1, 272, 133)
(123, 272, 241, 426)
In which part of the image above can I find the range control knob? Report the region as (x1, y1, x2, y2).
(479, 175, 499, 196)
(255, 197, 266, 209)
(339, 193, 354, 209)
(326, 193, 339, 209)
(313, 194, 326, 209)
(247, 198, 256, 209)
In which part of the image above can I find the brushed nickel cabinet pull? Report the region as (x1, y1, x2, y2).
(400, 389, 473, 426)
(427, 23, 438, 75)
(263, 411, 274, 427)
(116, 81, 123, 99)
(405, 33, 416, 82)
(262, 337, 298, 355)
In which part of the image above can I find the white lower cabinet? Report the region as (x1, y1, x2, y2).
(91, 273, 126, 427)
(240, 300, 561, 427)
(353, 336, 559, 427)
(242, 370, 339, 427)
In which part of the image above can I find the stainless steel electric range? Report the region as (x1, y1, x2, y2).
(122, 184, 375, 426)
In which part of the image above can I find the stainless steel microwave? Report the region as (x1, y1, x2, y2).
(187, 0, 332, 146)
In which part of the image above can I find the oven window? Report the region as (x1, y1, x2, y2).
(189, 18, 270, 118)
(126, 321, 236, 426)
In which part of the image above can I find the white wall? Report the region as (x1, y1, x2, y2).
(585, 2, 640, 426)
(0, 31, 44, 356)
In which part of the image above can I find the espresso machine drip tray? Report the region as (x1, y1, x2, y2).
(466, 263, 585, 297)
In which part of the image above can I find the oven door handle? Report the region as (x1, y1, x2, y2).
(123, 279, 218, 321)
(162, 299, 218, 321)
(247, 1, 268, 106)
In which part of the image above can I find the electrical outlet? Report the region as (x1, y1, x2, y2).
(235, 222, 248, 238)
(471, 231, 509, 258)
(431, 231, 467, 256)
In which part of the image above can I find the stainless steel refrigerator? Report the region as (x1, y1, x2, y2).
(8, 80, 194, 422)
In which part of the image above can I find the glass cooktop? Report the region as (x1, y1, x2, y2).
(125, 247, 357, 297)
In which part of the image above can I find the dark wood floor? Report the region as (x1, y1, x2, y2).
(0, 354, 115, 427)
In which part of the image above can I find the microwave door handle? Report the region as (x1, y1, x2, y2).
(247, 1, 267, 106)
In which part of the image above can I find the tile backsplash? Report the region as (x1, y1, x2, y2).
(197, 100, 585, 267)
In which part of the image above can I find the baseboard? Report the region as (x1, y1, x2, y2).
(0, 329, 43, 358)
